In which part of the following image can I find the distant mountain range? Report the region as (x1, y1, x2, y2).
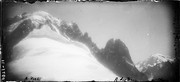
(135, 53, 178, 81)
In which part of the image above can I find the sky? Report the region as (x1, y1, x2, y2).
(5, 2, 174, 63)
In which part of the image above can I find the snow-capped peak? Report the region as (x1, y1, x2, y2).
(30, 11, 62, 29)
(135, 53, 174, 72)
(151, 53, 168, 62)
(8, 11, 62, 34)
(151, 53, 174, 63)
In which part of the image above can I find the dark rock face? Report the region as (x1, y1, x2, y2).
(96, 39, 147, 81)
(3, 19, 35, 62)
(3, 14, 36, 81)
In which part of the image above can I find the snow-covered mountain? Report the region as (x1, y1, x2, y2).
(136, 53, 174, 72)
(3, 11, 118, 81)
(135, 53, 177, 81)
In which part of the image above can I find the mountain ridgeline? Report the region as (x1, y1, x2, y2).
(3, 11, 147, 81)
(53, 15, 148, 80)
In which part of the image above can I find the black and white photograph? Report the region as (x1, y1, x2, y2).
(1, 1, 179, 81)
